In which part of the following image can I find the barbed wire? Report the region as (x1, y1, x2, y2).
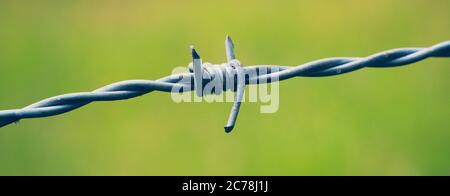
(1, 36, 449, 132)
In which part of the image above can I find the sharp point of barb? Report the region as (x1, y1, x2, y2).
(226, 35, 234, 49)
(224, 125, 234, 133)
(191, 46, 200, 59)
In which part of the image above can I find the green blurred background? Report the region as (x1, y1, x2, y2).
(0, 0, 449, 175)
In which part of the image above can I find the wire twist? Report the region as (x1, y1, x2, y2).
(1, 38, 449, 131)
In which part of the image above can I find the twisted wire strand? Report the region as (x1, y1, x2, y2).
(1, 41, 449, 128)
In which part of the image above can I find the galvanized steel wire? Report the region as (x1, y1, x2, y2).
(1, 39, 449, 131)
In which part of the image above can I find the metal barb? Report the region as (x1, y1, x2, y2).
(224, 35, 245, 133)
(225, 35, 236, 62)
(191, 46, 203, 97)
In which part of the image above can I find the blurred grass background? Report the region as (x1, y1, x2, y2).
(0, 0, 449, 175)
